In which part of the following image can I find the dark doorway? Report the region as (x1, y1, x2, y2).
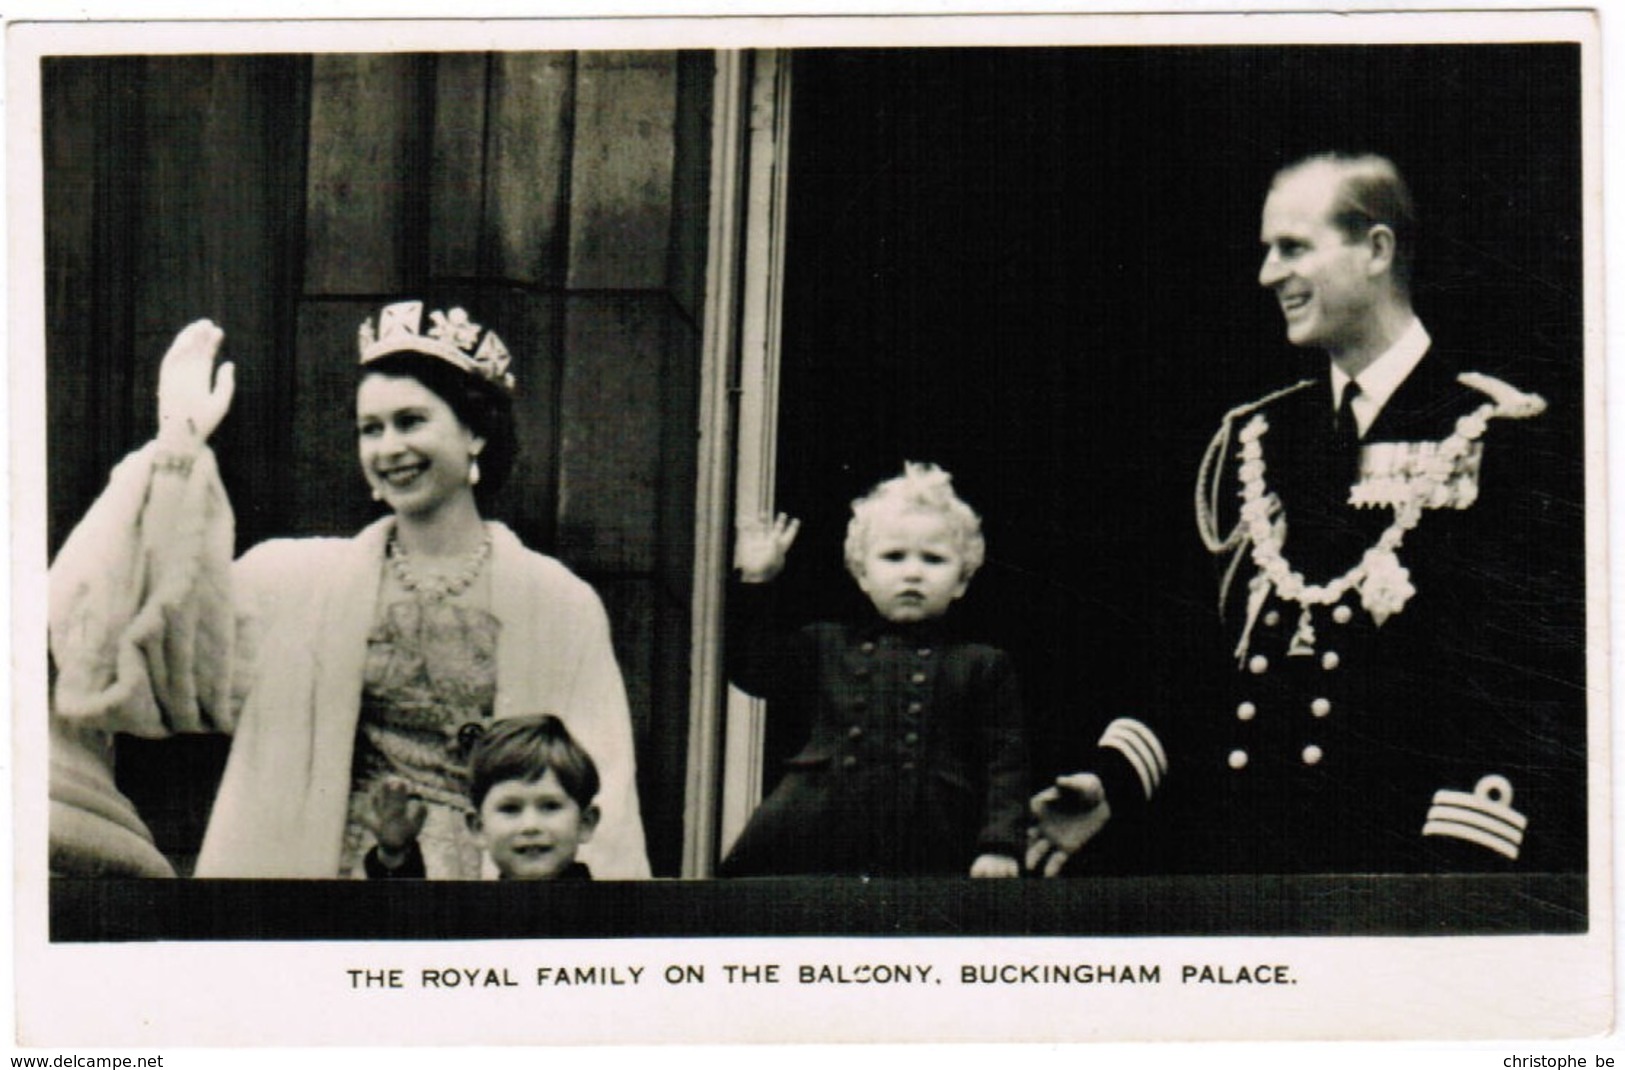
(764, 46, 1584, 798)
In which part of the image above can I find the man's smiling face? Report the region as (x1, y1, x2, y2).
(1257, 164, 1380, 357)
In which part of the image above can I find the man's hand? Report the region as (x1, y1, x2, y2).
(364, 775, 428, 855)
(734, 512, 801, 583)
(1026, 773, 1112, 877)
(970, 853, 1020, 878)
(156, 319, 234, 451)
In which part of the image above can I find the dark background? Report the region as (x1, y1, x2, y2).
(767, 45, 1586, 792)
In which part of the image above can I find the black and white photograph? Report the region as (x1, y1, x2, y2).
(6, 3, 1613, 1053)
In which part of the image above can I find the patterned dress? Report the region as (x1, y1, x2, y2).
(339, 596, 501, 879)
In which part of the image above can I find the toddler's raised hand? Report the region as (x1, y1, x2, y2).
(734, 512, 801, 583)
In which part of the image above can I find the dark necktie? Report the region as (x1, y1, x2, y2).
(1332, 379, 1364, 481)
(1333, 380, 1362, 441)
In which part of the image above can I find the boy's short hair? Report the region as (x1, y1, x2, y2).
(467, 714, 600, 811)
(843, 461, 986, 581)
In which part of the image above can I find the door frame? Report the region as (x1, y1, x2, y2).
(683, 49, 793, 877)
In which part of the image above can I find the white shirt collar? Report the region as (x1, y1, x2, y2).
(1331, 317, 1431, 435)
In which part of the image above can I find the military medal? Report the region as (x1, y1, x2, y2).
(1350, 440, 1483, 510)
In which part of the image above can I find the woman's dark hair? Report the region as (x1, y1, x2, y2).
(356, 350, 518, 502)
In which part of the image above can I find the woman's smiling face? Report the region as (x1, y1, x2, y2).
(357, 372, 484, 519)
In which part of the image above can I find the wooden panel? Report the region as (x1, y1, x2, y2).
(130, 56, 306, 551)
(43, 59, 140, 555)
(127, 57, 212, 460)
(291, 300, 379, 537)
(589, 577, 655, 746)
(667, 50, 715, 324)
(656, 316, 701, 594)
(449, 286, 562, 551)
(484, 52, 575, 285)
(555, 294, 665, 573)
(305, 54, 431, 295)
(428, 53, 489, 278)
(566, 51, 679, 290)
(588, 575, 693, 873)
(646, 591, 693, 877)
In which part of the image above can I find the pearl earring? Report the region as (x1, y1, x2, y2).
(371, 487, 382, 502)
(469, 459, 481, 487)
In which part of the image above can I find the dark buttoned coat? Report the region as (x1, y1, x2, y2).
(719, 582, 1030, 876)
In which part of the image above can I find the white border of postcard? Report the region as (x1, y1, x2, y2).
(5, 2, 1615, 1052)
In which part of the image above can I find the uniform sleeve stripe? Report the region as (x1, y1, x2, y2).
(1100, 718, 1167, 776)
(1125, 717, 1169, 778)
(1098, 719, 1165, 800)
(1424, 803, 1526, 846)
(1100, 722, 1161, 786)
(1422, 820, 1521, 861)
(1429, 789, 1528, 831)
(1101, 735, 1153, 799)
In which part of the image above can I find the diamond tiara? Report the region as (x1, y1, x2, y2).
(358, 300, 515, 393)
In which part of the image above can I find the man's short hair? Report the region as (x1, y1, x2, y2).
(1276, 152, 1417, 293)
(467, 714, 601, 811)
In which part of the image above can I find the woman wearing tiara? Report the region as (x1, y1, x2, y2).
(48, 302, 650, 879)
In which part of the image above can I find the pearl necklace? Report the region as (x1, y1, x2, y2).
(387, 529, 492, 602)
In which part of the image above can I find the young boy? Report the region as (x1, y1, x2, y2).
(364, 714, 600, 880)
(720, 462, 1029, 878)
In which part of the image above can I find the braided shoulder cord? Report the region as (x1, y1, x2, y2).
(1194, 380, 1315, 554)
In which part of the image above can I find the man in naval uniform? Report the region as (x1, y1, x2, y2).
(1029, 152, 1586, 875)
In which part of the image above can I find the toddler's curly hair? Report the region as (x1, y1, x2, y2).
(843, 461, 985, 581)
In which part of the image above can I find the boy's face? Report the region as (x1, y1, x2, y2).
(854, 508, 969, 623)
(468, 769, 599, 880)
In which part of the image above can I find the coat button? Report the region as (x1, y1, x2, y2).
(1263, 610, 1280, 627)
(911, 672, 927, 684)
(848, 725, 864, 740)
(860, 641, 876, 653)
(842, 755, 858, 769)
(854, 665, 870, 678)
(1301, 744, 1323, 766)
(1228, 749, 1249, 770)
(903, 731, 919, 745)
(1320, 651, 1340, 671)
(1236, 701, 1257, 722)
(1310, 698, 1331, 718)
(1248, 655, 1269, 674)
(1332, 605, 1353, 624)
(901, 761, 916, 772)
(917, 647, 933, 658)
(907, 702, 923, 714)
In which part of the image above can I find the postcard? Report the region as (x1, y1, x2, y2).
(7, 4, 1612, 1051)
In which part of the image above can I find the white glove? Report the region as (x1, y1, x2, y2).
(156, 319, 234, 452)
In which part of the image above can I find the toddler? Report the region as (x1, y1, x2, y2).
(720, 462, 1028, 877)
